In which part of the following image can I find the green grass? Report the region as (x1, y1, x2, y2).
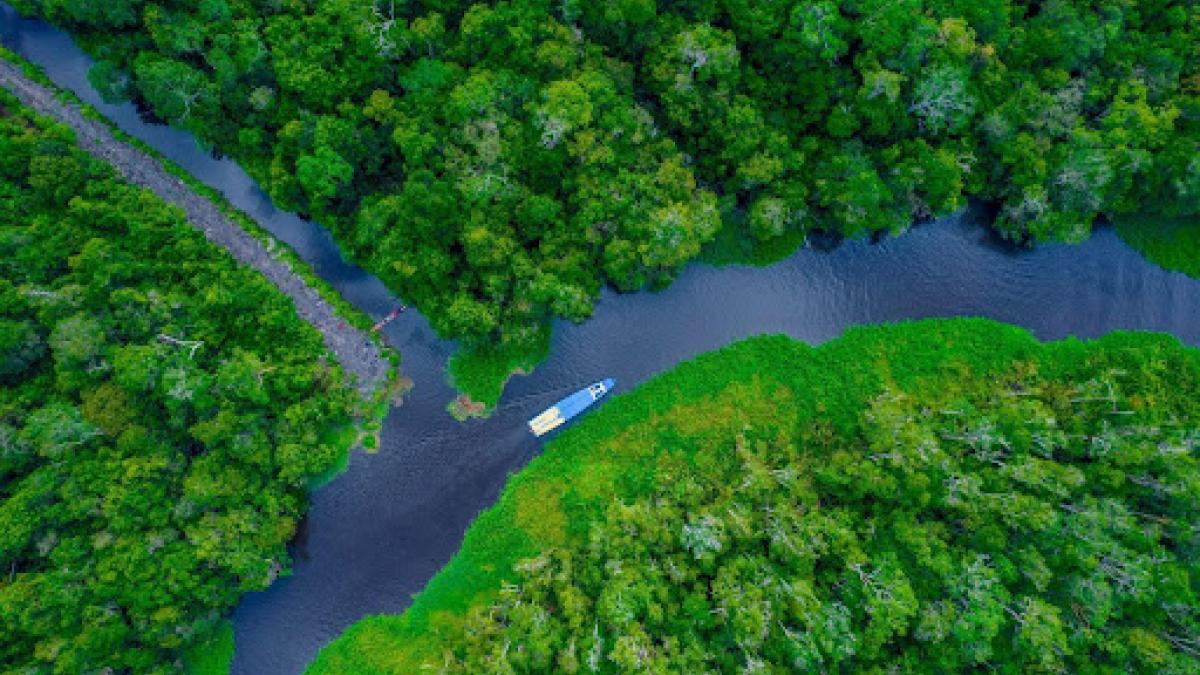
(1114, 213, 1200, 280)
(306, 318, 1196, 673)
(447, 331, 551, 416)
(181, 621, 234, 675)
(699, 209, 812, 268)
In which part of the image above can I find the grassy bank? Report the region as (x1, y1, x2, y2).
(308, 318, 1200, 672)
(1115, 213, 1200, 280)
(181, 621, 234, 675)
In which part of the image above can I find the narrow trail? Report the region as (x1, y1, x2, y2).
(0, 59, 391, 397)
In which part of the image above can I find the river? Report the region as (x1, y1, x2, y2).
(3, 6, 1200, 674)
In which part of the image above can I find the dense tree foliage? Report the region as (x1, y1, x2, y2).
(15, 0, 1198, 401)
(445, 381, 1200, 672)
(310, 320, 1200, 674)
(0, 93, 369, 672)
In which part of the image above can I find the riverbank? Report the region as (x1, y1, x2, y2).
(1, 39, 409, 488)
(1115, 213, 1200, 281)
(0, 43, 410, 467)
(0, 49, 403, 673)
(0, 52, 394, 398)
(9, 0, 1197, 423)
(0, 79, 394, 672)
(308, 318, 1200, 673)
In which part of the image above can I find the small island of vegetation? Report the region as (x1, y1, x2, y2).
(311, 319, 1200, 673)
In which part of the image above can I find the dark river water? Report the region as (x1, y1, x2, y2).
(4, 5, 1200, 674)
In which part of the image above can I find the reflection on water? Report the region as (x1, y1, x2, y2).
(4, 4, 1200, 674)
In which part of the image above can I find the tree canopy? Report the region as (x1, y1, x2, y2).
(309, 320, 1200, 674)
(15, 0, 1198, 403)
(0, 90, 370, 673)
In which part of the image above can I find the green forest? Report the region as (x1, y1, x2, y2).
(0, 90, 376, 672)
(310, 319, 1200, 673)
(14, 0, 1198, 405)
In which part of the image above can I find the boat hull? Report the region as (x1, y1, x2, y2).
(529, 379, 615, 436)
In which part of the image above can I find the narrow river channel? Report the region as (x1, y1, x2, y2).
(4, 5, 1200, 674)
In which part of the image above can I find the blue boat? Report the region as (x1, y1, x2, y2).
(528, 379, 616, 436)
